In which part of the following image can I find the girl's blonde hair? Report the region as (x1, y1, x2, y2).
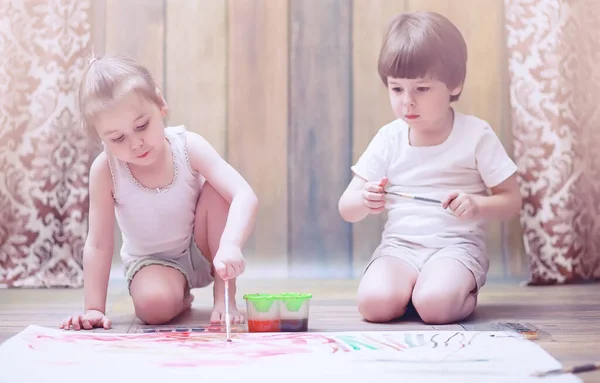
(78, 54, 164, 138)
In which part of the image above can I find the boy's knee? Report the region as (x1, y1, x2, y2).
(357, 289, 408, 323)
(411, 289, 459, 325)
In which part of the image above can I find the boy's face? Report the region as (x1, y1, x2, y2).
(386, 76, 461, 132)
(94, 91, 168, 166)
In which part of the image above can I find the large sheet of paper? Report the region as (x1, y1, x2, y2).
(0, 325, 581, 383)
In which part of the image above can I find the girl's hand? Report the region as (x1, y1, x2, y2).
(442, 190, 480, 219)
(213, 243, 245, 280)
(362, 177, 388, 214)
(59, 310, 112, 330)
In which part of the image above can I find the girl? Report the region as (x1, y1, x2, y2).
(60, 55, 258, 330)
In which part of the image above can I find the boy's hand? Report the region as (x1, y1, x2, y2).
(362, 177, 388, 214)
(59, 309, 112, 330)
(442, 190, 480, 219)
(213, 242, 245, 280)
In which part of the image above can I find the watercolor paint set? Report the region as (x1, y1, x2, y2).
(243, 293, 313, 333)
(137, 324, 246, 333)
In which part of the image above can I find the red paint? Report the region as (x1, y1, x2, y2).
(205, 324, 223, 333)
(160, 360, 240, 368)
(364, 334, 402, 351)
(28, 330, 380, 368)
(248, 319, 280, 332)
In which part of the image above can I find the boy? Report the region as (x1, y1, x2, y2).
(338, 12, 522, 324)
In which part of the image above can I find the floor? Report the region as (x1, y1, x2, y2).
(1, 278, 599, 382)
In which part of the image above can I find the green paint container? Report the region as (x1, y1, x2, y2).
(275, 293, 312, 332)
(243, 294, 280, 333)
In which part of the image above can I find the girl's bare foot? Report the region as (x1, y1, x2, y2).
(183, 293, 195, 311)
(210, 303, 245, 324)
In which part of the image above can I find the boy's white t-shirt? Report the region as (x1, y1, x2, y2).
(351, 110, 518, 250)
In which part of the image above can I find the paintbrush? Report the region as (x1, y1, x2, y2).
(532, 362, 600, 377)
(384, 190, 442, 204)
(224, 280, 231, 342)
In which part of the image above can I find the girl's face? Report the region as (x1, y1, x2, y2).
(94, 91, 168, 166)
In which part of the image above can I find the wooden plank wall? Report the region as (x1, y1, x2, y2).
(288, 0, 353, 278)
(91, 0, 526, 280)
(228, 1, 289, 277)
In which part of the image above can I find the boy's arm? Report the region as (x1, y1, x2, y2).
(340, 125, 393, 222)
(443, 173, 522, 221)
(83, 152, 116, 314)
(465, 123, 521, 221)
(339, 175, 386, 223)
(475, 173, 522, 220)
(185, 132, 258, 250)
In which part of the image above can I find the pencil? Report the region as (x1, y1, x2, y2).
(224, 280, 231, 342)
(385, 191, 442, 204)
(532, 362, 600, 377)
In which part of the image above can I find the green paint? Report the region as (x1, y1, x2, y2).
(275, 293, 312, 312)
(337, 335, 378, 351)
(243, 294, 277, 312)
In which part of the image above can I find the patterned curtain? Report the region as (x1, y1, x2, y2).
(0, 0, 94, 287)
(505, 0, 600, 284)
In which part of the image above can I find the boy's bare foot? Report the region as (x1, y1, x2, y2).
(210, 303, 245, 324)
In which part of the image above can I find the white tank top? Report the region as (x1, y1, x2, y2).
(105, 125, 204, 265)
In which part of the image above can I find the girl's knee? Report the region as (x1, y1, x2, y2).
(132, 285, 184, 325)
(193, 182, 230, 248)
(198, 182, 230, 212)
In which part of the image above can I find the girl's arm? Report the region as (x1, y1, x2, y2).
(185, 132, 258, 249)
(83, 152, 116, 314)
